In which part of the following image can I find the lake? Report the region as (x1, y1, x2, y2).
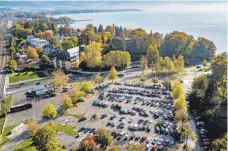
(51, 1, 227, 53)
(1, 1, 226, 53)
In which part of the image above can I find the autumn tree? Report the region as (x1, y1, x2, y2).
(140, 55, 148, 74)
(102, 50, 131, 68)
(192, 75, 208, 91)
(105, 25, 115, 38)
(146, 44, 160, 69)
(72, 89, 86, 103)
(79, 82, 92, 93)
(35, 46, 43, 54)
(126, 143, 145, 151)
(42, 103, 57, 120)
(95, 129, 113, 148)
(41, 54, 50, 64)
(9, 59, 17, 71)
(33, 124, 62, 151)
(94, 73, 103, 86)
(79, 135, 96, 151)
(51, 71, 69, 87)
(103, 32, 111, 44)
(84, 42, 102, 68)
(173, 94, 187, 110)
(61, 36, 78, 50)
(172, 81, 184, 99)
(108, 67, 118, 83)
(82, 28, 96, 45)
(107, 145, 122, 151)
(175, 109, 188, 131)
(27, 46, 39, 60)
(152, 77, 159, 83)
(26, 120, 38, 137)
(62, 96, 73, 108)
(131, 28, 147, 40)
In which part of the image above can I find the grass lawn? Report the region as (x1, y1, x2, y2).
(0, 117, 5, 133)
(52, 123, 78, 136)
(9, 72, 41, 83)
(3, 124, 19, 136)
(14, 139, 37, 151)
(63, 113, 85, 119)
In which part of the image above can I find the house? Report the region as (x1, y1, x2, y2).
(44, 46, 58, 55)
(27, 35, 49, 48)
(53, 46, 80, 70)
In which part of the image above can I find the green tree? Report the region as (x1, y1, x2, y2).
(211, 133, 227, 151)
(202, 59, 207, 67)
(33, 124, 62, 151)
(80, 82, 92, 93)
(95, 129, 113, 148)
(108, 67, 118, 83)
(9, 59, 17, 71)
(98, 24, 104, 33)
(42, 103, 57, 120)
(62, 96, 73, 108)
(162, 79, 171, 90)
(61, 36, 78, 50)
(72, 89, 86, 103)
(10, 46, 16, 56)
(82, 28, 96, 44)
(192, 75, 208, 91)
(27, 120, 38, 137)
(152, 77, 159, 83)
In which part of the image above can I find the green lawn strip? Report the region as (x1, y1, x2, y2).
(9, 72, 40, 83)
(52, 123, 78, 136)
(3, 124, 19, 136)
(0, 117, 5, 133)
(63, 113, 85, 119)
(14, 139, 37, 151)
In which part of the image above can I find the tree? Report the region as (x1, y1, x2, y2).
(103, 32, 111, 44)
(126, 143, 145, 151)
(98, 24, 104, 33)
(192, 75, 208, 91)
(62, 96, 73, 108)
(72, 89, 86, 103)
(61, 36, 78, 50)
(95, 129, 113, 148)
(211, 133, 227, 151)
(94, 73, 103, 86)
(79, 135, 96, 150)
(102, 51, 131, 68)
(152, 77, 159, 83)
(82, 28, 96, 44)
(131, 28, 147, 40)
(80, 82, 92, 93)
(172, 82, 184, 99)
(105, 25, 115, 37)
(84, 42, 102, 68)
(41, 54, 50, 64)
(175, 109, 188, 130)
(107, 145, 122, 151)
(108, 67, 118, 83)
(173, 94, 187, 110)
(27, 120, 38, 137)
(35, 46, 43, 54)
(202, 59, 207, 67)
(120, 38, 127, 51)
(42, 103, 57, 120)
(10, 46, 16, 56)
(146, 44, 160, 69)
(27, 46, 39, 61)
(163, 56, 174, 72)
(33, 124, 62, 151)
(9, 59, 17, 71)
(140, 55, 148, 73)
(51, 71, 69, 87)
(162, 80, 171, 90)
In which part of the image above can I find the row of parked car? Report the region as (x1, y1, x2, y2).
(192, 110, 211, 150)
(92, 101, 108, 108)
(109, 87, 166, 98)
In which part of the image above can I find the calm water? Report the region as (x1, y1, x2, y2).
(1, 1, 227, 53)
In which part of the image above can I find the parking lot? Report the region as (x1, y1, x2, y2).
(64, 81, 177, 150)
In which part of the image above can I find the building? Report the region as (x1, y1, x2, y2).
(27, 35, 49, 48)
(44, 46, 58, 55)
(53, 46, 80, 70)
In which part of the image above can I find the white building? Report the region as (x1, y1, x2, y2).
(53, 47, 80, 70)
(27, 35, 49, 48)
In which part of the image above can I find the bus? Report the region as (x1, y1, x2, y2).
(9, 103, 32, 113)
